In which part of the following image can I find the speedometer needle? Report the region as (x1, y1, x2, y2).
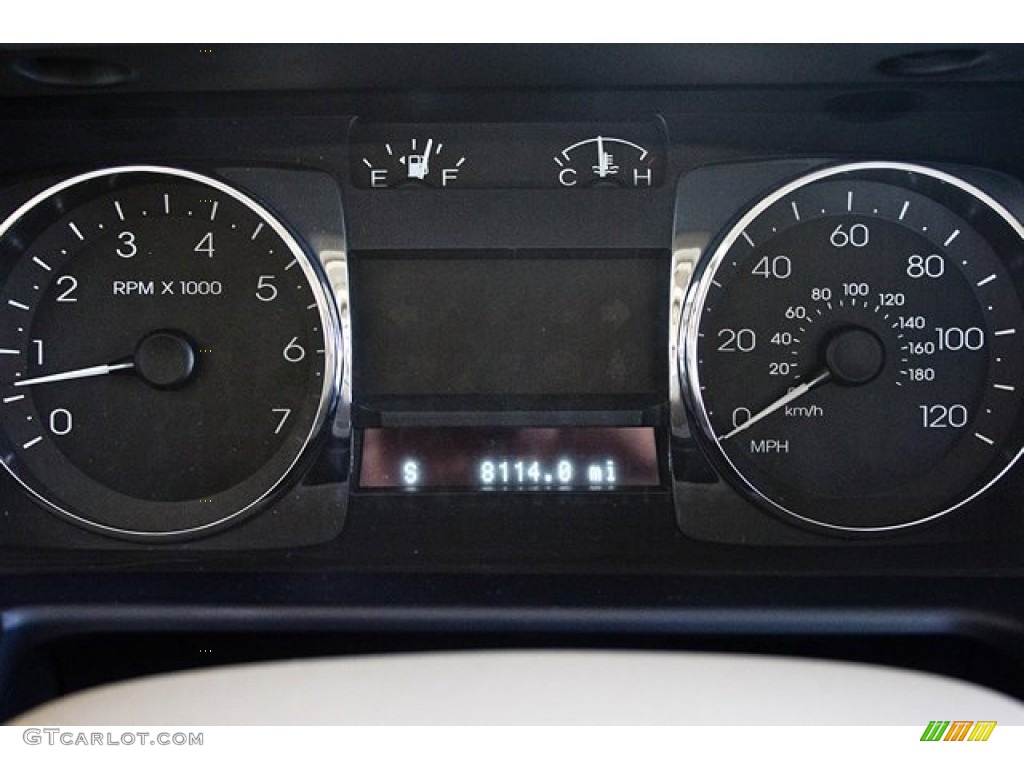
(13, 361, 135, 388)
(720, 370, 831, 441)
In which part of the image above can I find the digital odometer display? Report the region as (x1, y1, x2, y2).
(359, 427, 660, 490)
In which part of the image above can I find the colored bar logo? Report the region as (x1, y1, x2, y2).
(920, 721, 997, 741)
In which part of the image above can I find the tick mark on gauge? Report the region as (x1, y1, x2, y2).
(114, 201, 125, 221)
(22, 436, 42, 450)
(977, 274, 997, 287)
(68, 222, 84, 240)
(3, 395, 24, 403)
(994, 384, 1015, 391)
(994, 328, 1017, 336)
(209, 201, 219, 221)
(8, 300, 29, 311)
(285, 259, 297, 270)
(847, 191, 853, 211)
(0, 349, 18, 356)
(32, 257, 52, 271)
(164, 194, 170, 214)
(741, 231, 754, 247)
(791, 202, 800, 220)
(975, 433, 995, 446)
(945, 229, 960, 246)
(899, 201, 910, 220)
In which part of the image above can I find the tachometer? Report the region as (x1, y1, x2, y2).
(0, 166, 340, 539)
(681, 162, 1024, 532)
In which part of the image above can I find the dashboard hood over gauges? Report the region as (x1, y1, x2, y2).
(3, 43, 1024, 724)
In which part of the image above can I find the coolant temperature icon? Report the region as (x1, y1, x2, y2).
(554, 135, 656, 188)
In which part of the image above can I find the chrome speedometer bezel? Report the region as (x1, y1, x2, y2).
(679, 160, 1024, 534)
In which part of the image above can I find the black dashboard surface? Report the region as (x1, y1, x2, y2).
(3, 44, 1024, 720)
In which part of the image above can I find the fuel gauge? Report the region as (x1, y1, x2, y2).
(358, 137, 467, 189)
(554, 135, 660, 188)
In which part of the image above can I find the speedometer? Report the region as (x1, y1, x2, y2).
(681, 162, 1024, 532)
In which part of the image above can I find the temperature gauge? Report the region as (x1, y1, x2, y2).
(358, 137, 467, 189)
(554, 135, 660, 188)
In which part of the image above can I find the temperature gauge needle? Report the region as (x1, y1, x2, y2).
(12, 361, 135, 388)
(720, 370, 831, 441)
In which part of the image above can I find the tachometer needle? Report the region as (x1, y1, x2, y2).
(720, 369, 831, 441)
(13, 361, 135, 388)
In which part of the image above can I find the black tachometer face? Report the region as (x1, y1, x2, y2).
(0, 167, 340, 539)
(682, 163, 1024, 531)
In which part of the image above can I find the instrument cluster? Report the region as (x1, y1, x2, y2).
(0, 117, 1023, 557)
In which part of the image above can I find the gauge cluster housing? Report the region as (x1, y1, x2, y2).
(2, 44, 1024, 720)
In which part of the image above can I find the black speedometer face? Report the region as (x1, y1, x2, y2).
(682, 163, 1024, 532)
(0, 167, 339, 539)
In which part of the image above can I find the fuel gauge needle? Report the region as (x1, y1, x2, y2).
(720, 370, 831, 441)
(13, 361, 134, 388)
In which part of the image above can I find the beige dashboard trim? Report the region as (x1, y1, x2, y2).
(10, 651, 1024, 725)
